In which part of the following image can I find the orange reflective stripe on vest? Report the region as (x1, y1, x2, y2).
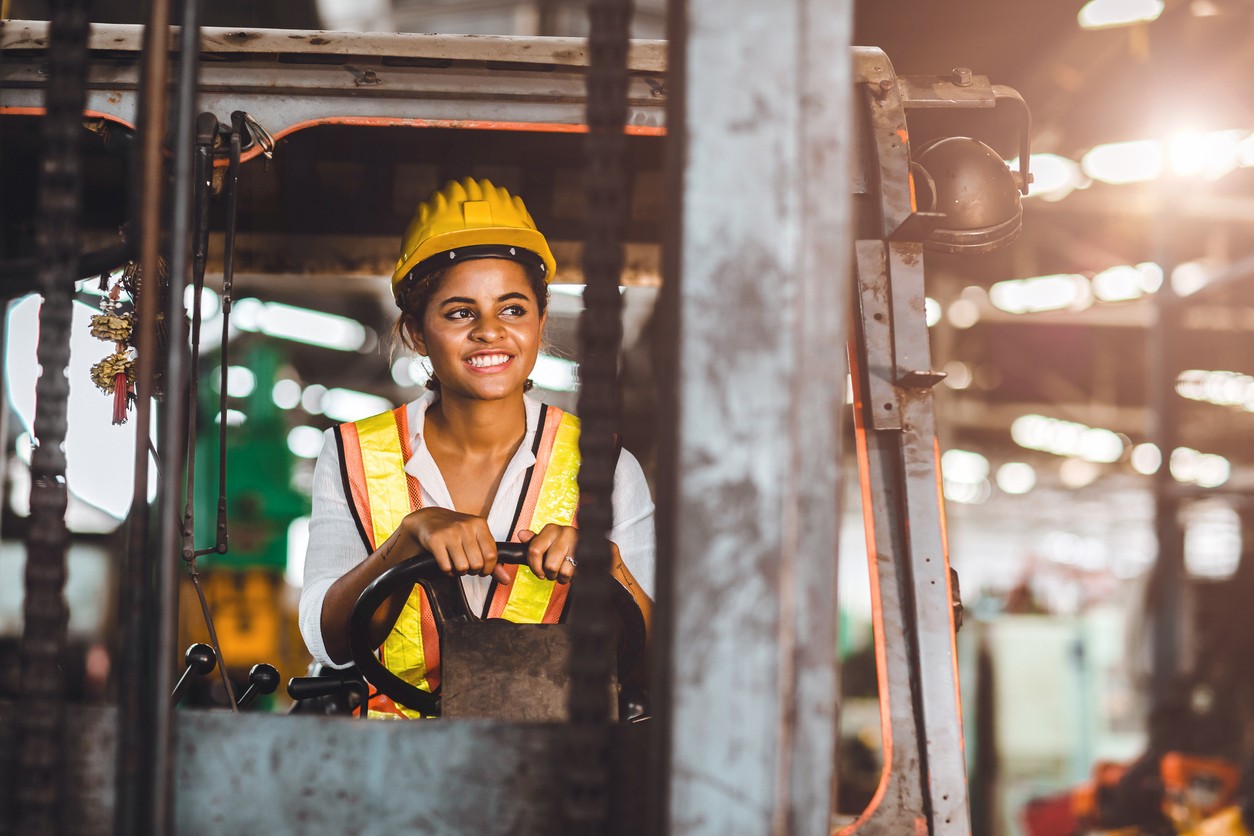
(335, 402, 580, 719)
(485, 407, 581, 622)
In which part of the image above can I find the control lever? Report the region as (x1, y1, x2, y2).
(171, 643, 217, 705)
(237, 663, 280, 710)
(287, 675, 368, 719)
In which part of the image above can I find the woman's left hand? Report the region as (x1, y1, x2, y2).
(517, 524, 579, 585)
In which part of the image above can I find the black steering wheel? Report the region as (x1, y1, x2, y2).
(348, 542, 647, 716)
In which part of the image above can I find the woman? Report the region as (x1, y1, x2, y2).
(297, 178, 656, 718)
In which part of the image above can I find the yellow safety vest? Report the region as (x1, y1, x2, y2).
(335, 401, 582, 718)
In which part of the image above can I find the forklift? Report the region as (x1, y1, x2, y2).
(0, 0, 1034, 832)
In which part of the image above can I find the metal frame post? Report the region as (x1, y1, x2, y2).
(659, 0, 851, 832)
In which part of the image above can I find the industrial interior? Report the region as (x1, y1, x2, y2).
(2, 0, 1253, 833)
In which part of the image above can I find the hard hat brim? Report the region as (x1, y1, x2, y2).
(391, 226, 556, 292)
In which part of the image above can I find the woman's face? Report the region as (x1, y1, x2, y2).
(409, 258, 546, 402)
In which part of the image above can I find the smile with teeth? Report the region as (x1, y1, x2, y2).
(466, 352, 512, 369)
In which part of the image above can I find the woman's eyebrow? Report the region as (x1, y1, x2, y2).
(436, 296, 477, 307)
(497, 292, 531, 303)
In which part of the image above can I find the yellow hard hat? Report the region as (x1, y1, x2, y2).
(391, 177, 556, 295)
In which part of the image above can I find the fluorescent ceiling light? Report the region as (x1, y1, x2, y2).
(232, 298, 367, 352)
(1081, 140, 1163, 184)
(320, 388, 392, 423)
(925, 298, 941, 327)
(272, 378, 302, 410)
(996, 462, 1036, 495)
(1171, 447, 1230, 488)
(287, 426, 325, 459)
(532, 354, 579, 393)
(1078, 0, 1164, 29)
(990, 274, 1091, 314)
(1012, 153, 1090, 201)
(1011, 414, 1125, 463)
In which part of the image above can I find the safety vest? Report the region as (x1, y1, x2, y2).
(335, 401, 581, 718)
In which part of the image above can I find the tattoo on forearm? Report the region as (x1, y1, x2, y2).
(378, 538, 397, 563)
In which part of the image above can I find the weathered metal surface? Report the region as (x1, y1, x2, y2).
(0, 703, 651, 835)
(853, 50, 914, 241)
(895, 72, 997, 109)
(854, 241, 901, 431)
(441, 622, 574, 722)
(0, 20, 667, 72)
(845, 44, 971, 836)
(0, 21, 668, 142)
(660, 0, 849, 832)
(845, 346, 927, 834)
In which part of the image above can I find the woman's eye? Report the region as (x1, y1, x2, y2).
(446, 308, 474, 320)
(502, 304, 528, 317)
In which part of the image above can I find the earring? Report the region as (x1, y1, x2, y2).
(523, 379, 534, 392)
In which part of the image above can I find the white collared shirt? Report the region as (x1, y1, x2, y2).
(298, 390, 656, 668)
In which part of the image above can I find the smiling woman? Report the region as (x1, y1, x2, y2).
(297, 178, 656, 718)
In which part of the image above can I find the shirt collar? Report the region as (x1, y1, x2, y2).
(403, 390, 542, 487)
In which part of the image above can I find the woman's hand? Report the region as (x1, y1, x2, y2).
(403, 507, 511, 584)
(518, 524, 579, 584)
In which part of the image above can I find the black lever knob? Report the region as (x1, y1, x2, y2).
(287, 676, 369, 718)
(237, 663, 280, 710)
(171, 643, 217, 705)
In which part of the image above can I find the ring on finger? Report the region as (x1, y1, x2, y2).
(564, 555, 577, 568)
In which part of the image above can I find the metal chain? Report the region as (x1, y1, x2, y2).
(567, 0, 634, 830)
(15, 0, 90, 832)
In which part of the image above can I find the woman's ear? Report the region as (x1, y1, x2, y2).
(404, 316, 429, 356)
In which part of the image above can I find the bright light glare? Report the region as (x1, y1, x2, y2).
(532, 354, 579, 392)
(272, 379, 302, 410)
(259, 302, 367, 351)
(1131, 443, 1162, 475)
(6, 296, 158, 520)
(232, 298, 366, 352)
(301, 384, 326, 415)
(320, 388, 392, 423)
(1092, 265, 1144, 302)
(1168, 130, 1245, 180)
(183, 285, 220, 320)
(947, 299, 981, 329)
(1013, 154, 1089, 201)
(943, 479, 991, 505)
(285, 516, 310, 588)
(390, 356, 425, 388)
(1172, 260, 1213, 296)
(942, 360, 972, 390)
(990, 274, 1091, 314)
(1011, 414, 1125, 463)
(1183, 502, 1241, 580)
(1138, 262, 1164, 293)
(941, 449, 990, 483)
(941, 448, 991, 504)
(1081, 140, 1163, 184)
(1176, 368, 1254, 411)
(1078, 0, 1164, 29)
(225, 366, 256, 398)
(925, 298, 942, 327)
(996, 462, 1037, 494)
(214, 409, 247, 426)
(286, 426, 325, 459)
(1059, 458, 1101, 489)
(1171, 447, 1230, 488)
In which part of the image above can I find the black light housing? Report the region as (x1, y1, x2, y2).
(913, 136, 1023, 255)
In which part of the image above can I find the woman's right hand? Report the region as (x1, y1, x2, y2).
(401, 507, 512, 585)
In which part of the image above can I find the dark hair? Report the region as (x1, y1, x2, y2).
(391, 259, 550, 388)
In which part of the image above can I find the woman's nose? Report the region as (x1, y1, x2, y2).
(471, 316, 503, 340)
